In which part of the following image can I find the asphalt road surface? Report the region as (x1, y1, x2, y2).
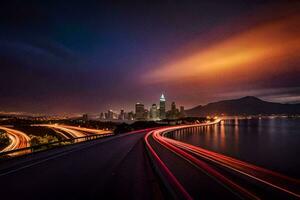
(0, 130, 165, 200)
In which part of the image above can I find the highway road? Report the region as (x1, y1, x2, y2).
(0, 129, 165, 200)
(59, 124, 112, 134)
(32, 124, 112, 138)
(0, 126, 30, 153)
(32, 124, 86, 138)
(145, 122, 300, 200)
(1, 122, 299, 200)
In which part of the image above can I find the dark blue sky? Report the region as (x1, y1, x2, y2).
(0, 0, 299, 115)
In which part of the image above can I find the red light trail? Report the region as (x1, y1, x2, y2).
(145, 120, 300, 199)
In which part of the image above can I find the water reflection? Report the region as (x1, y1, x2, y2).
(234, 118, 239, 152)
(169, 118, 300, 179)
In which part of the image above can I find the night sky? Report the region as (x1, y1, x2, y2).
(0, 0, 299, 115)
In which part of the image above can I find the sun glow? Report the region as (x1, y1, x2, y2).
(145, 14, 300, 84)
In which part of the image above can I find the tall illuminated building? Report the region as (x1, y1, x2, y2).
(170, 101, 179, 119)
(159, 94, 166, 119)
(171, 101, 176, 112)
(119, 109, 125, 120)
(100, 112, 105, 120)
(144, 109, 149, 120)
(135, 103, 145, 120)
(82, 114, 88, 121)
(107, 110, 114, 120)
(150, 104, 159, 120)
(180, 106, 185, 118)
(127, 111, 134, 120)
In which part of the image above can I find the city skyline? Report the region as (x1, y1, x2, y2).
(0, 1, 299, 115)
(97, 93, 185, 121)
(0, 2, 299, 199)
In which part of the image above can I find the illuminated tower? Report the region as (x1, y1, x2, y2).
(135, 103, 145, 120)
(150, 104, 158, 120)
(159, 94, 166, 119)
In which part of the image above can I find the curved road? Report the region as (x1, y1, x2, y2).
(1, 122, 299, 199)
(145, 121, 300, 199)
(33, 124, 112, 138)
(0, 126, 30, 153)
(59, 125, 112, 134)
(0, 129, 165, 200)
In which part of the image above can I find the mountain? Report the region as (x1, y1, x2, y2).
(186, 96, 300, 117)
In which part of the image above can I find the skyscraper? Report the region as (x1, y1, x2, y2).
(127, 111, 134, 120)
(119, 109, 125, 120)
(82, 114, 88, 121)
(159, 94, 166, 119)
(135, 103, 145, 120)
(180, 106, 185, 118)
(144, 108, 149, 120)
(171, 101, 176, 112)
(150, 104, 159, 120)
(107, 110, 114, 120)
(100, 112, 105, 120)
(169, 101, 179, 119)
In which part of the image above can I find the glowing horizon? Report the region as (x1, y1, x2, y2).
(145, 13, 300, 86)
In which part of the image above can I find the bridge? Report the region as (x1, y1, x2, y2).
(0, 121, 299, 200)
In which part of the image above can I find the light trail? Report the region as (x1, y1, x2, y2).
(144, 131, 193, 200)
(33, 124, 86, 138)
(145, 120, 300, 199)
(163, 136, 300, 198)
(0, 126, 30, 154)
(161, 129, 299, 183)
(50, 129, 70, 139)
(58, 125, 112, 135)
(32, 124, 113, 139)
(150, 124, 259, 200)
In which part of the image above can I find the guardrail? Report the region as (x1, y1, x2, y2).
(0, 133, 114, 159)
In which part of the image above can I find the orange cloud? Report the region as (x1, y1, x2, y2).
(145, 13, 300, 85)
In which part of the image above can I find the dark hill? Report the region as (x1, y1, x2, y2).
(186, 96, 300, 117)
